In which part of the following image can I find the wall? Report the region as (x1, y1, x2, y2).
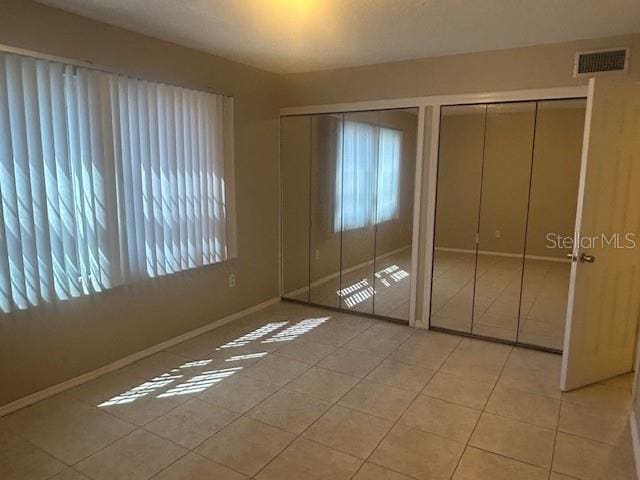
(282, 34, 640, 106)
(0, 0, 283, 407)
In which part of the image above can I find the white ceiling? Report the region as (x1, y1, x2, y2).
(38, 0, 640, 74)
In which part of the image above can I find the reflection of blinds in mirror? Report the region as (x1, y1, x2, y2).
(335, 121, 401, 231)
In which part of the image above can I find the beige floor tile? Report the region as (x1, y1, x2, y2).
(195, 417, 294, 476)
(399, 395, 480, 443)
(366, 359, 436, 393)
(549, 473, 575, 480)
(352, 462, 414, 480)
(562, 383, 632, 415)
(256, 438, 362, 480)
(440, 340, 509, 384)
(553, 432, 636, 480)
(1, 394, 135, 464)
(370, 424, 464, 479)
(144, 398, 238, 448)
(388, 333, 459, 369)
(453, 446, 548, 480)
(0, 429, 65, 480)
(240, 354, 309, 387)
(485, 386, 560, 428)
(497, 366, 561, 400)
(76, 430, 187, 480)
(50, 470, 90, 479)
(287, 366, 359, 402)
(339, 380, 414, 421)
(153, 452, 248, 480)
(558, 401, 629, 446)
(275, 339, 337, 365)
(247, 389, 331, 434)
(100, 387, 193, 427)
(303, 322, 363, 347)
(303, 405, 393, 458)
(470, 413, 555, 468)
(66, 369, 148, 406)
(343, 323, 412, 356)
(120, 351, 191, 379)
(422, 371, 494, 410)
(600, 372, 633, 392)
(197, 373, 279, 413)
(317, 347, 385, 377)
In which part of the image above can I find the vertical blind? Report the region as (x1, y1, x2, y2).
(0, 52, 236, 313)
(335, 121, 401, 231)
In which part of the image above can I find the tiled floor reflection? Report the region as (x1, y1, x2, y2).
(289, 248, 412, 321)
(0, 301, 635, 479)
(431, 250, 571, 350)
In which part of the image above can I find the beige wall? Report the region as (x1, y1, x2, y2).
(282, 34, 640, 107)
(0, 0, 283, 407)
(435, 102, 585, 258)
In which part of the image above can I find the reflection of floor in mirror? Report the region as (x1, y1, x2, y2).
(1, 301, 634, 480)
(431, 250, 570, 350)
(288, 249, 412, 321)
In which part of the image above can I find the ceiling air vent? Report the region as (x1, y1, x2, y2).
(574, 48, 629, 77)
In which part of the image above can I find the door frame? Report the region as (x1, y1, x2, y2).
(279, 85, 588, 328)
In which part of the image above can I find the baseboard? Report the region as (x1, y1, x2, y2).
(284, 245, 411, 298)
(0, 296, 281, 418)
(630, 411, 640, 480)
(435, 247, 570, 263)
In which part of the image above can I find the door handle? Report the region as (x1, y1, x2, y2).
(566, 253, 577, 262)
(580, 253, 595, 263)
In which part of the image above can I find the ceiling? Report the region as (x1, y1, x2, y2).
(38, 0, 640, 74)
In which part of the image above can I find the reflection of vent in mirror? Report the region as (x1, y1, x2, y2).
(574, 49, 628, 77)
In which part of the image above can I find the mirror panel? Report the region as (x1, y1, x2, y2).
(281, 115, 311, 302)
(472, 102, 536, 341)
(337, 111, 378, 314)
(373, 108, 418, 321)
(518, 99, 586, 349)
(309, 114, 343, 308)
(431, 105, 486, 333)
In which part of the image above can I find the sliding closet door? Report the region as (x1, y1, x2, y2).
(281, 116, 311, 301)
(373, 108, 418, 321)
(472, 102, 536, 341)
(337, 111, 377, 313)
(431, 105, 486, 333)
(518, 99, 586, 349)
(309, 114, 344, 308)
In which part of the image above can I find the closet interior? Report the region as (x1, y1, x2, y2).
(430, 99, 587, 351)
(281, 108, 419, 323)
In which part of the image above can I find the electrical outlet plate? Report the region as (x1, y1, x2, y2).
(228, 273, 236, 288)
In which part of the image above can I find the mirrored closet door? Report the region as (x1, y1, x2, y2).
(431, 99, 586, 351)
(281, 108, 419, 323)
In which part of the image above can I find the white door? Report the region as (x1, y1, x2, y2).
(561, 77, 640, 391)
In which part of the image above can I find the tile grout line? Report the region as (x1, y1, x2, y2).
(348, 332, 464, 480)
(449, 345, 515, 479)
(250, 322, 421, 479)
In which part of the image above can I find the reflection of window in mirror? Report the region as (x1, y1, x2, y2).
(334, 121, 402, 231)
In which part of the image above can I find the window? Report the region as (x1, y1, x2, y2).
(335, 120, 401, 231)
(0, 53, 236, 313)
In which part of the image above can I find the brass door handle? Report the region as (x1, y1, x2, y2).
(580, 253, 595, 263)
(566, 253, 577, 262)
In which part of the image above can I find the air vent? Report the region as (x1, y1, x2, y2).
(574, 48, 629, 77)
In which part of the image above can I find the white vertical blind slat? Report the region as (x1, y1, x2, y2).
(0, 52, 236, 313)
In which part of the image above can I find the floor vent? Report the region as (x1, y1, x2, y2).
(574, 48, 629, 77)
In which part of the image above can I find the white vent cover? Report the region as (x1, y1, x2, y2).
(574, 48, 629, 77)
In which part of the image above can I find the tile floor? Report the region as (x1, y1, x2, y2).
(1, 301, 636, 480)
(431, 250, 571, 350)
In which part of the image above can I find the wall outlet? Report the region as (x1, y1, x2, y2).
(228, 273, 236, 288)
(315, 249, 320, 260)
(494, 230, 501, 239)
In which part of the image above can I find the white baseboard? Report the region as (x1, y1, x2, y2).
(0, 296, 281, 418)
(284, 245, 411, 298)
(631, 412, 640, 480)
(435, 247, 570, 263)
